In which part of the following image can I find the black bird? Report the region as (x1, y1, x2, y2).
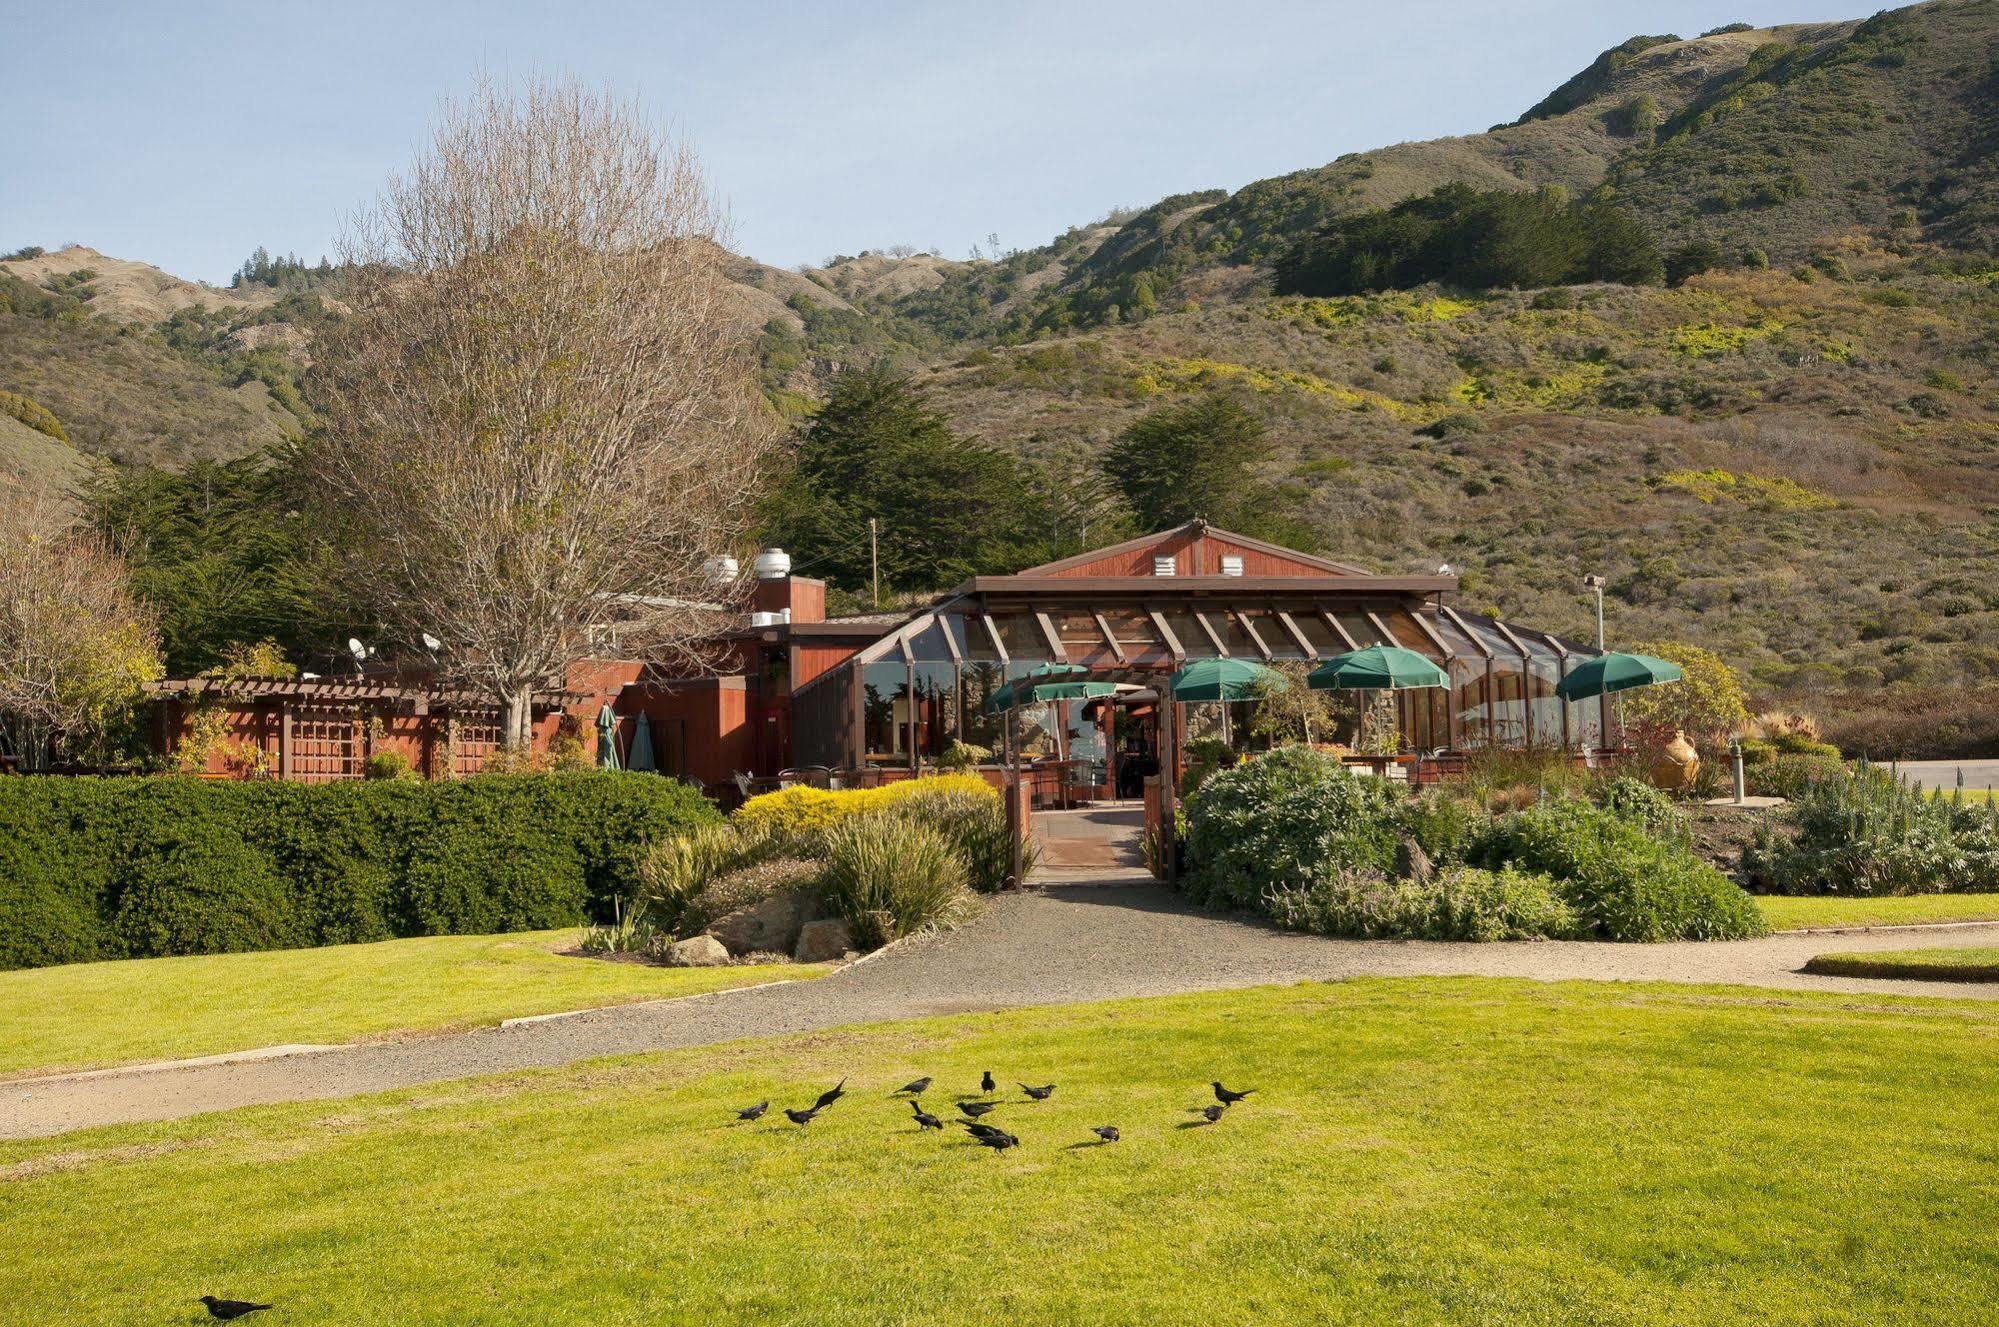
(911, 1101, 943, 1131)
(784, 1106, 821, 1128)
(1201, 1103, 1227, 1124)
(960, 1119, 1006, 1138)
(812, 1078, 848, 1111)
(958, 1100, 999, 1118)
(981, 1070, 996, 1094)
(735, 1100, 769, 1121)
(1020, 1083, 1055, 1101)
(1212, 1082, 1254, 1105)
(200, 1298, 272, 1321)
(896, 1076, 932, 1097)
(1091, 1125, 1120, 1144)
(971, 1129, 1020, 1153)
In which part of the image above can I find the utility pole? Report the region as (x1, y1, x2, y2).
(869, 518, 880, 609)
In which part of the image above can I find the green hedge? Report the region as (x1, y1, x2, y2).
(0, 773, 719, 970)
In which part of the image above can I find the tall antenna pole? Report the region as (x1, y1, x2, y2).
(869, 518, 880, 609)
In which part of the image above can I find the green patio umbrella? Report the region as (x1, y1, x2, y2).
(1169, 658, 1288, 702)
(595, 703, 621, 770)
(986, 662, 1091, 713)
(1308, 646, 1448, 692)
(1554, 652, 1683, 701)
(626, 711, 656, 772)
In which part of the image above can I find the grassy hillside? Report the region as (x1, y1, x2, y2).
(914, 245, 1999, 690)
(0, 260, 310, 475)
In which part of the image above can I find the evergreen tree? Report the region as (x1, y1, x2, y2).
(1101, 395, 1317, 548)
(763, 366, 1053, 594)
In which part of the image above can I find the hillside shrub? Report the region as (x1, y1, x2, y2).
(0, 389, 68, 442)
(1267, 865, 1583, 942)
(1470, 799, 1767, 940)
(0, 773, 718, 970)
(879, 781, 1023, 892)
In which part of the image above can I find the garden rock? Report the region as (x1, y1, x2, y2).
(1395, 834, 1434, 885)
(794, 918, 853, 963)
(664, 935, 731, 967)
(704, 888, 814, 957)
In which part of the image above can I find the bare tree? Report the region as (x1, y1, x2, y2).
(0, 484, 163, 767)
(309, 77, 778, 746)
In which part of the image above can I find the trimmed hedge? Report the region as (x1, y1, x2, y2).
(0, 773, 719, 970)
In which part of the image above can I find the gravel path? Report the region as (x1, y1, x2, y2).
(6, 876, 1999, 1140)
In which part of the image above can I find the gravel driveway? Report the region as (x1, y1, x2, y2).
(6, 875, 1999, 1140)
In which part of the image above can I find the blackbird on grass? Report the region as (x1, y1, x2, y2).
(1212, 1082, 1254, 1105)
(1091, 1126, 1120, 1144)
(896, 1076, 932, 1097)
(784, 1106, 821, 1128)
(911, 1102, 944, 1131)
(972, 1130, 1020, 1153)
(735, 1101, 769, 1121)
(961, 1120, 1006, 1140)
(981, 1070, 996, 1094)
(812, 1078, 848, 1111)
(200, 1297, 272, 1321)
(958, 1100, 999, 1118)
(1201, 1104, 1227, 1124)
(1020, 1083, 1055, 1101)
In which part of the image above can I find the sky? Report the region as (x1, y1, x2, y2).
(1, 0, 1859, 284)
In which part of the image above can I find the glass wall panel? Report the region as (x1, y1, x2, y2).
(792, 662, 855, 769)
(1056, 612, 1119, 668)
(1243, 609, 1309, 660)
(957, 613, 1002, 662)
(959, 663, 1006, 751)
(1288, 610, 1343, 659)
(1521, 635, 1566, 748)
(862, 660, 912, 764)
(1061, 701, 1108, 786)
(1161, 609, 1213, 658)
(911, 661, 958, 763)
(905, 619, 958, 664)
(995, 612, 1050, 661)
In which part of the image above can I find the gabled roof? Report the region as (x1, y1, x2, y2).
(1010, 519, 1371, 579)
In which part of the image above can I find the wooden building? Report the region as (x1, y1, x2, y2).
(147, 522, 1604, 794)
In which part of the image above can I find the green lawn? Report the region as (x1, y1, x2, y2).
(6, 978, 1999, 1325)
(1805, 946, 1999, 982)
(1756, 893, 1999, 931)
(0, 932, 828, 1079)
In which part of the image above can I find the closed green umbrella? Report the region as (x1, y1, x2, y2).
(595, 703, 621, 770)
(1308, 646, 1448, 692)
(1169, 658, 1287, 702)
(626, 711, 656, 772)
(987, 662, 1091, 713)
(1554, 652, 1683, 701)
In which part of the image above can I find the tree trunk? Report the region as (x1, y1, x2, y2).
(501, 685, 537, 750)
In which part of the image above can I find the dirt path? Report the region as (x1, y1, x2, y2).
(6, 876, 1998, 1140)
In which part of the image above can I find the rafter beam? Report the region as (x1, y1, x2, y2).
(1192, 611, 1230, 658)
(1274, 610, 1318, 659)
(1148, 610, 1186, 662)
(1092, 612, 1127, 664)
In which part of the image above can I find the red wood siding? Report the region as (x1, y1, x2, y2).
(1043, 529, 1348, 579)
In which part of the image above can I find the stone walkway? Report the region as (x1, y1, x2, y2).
(6, 875, 1999, 1140)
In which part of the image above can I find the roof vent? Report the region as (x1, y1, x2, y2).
(1219, 555, 1244, 577)
(752, 548, 792, 580)
(748, 610, 783, 629)
(1152, 555, 1177, 577)
(703, 554, 740, 585)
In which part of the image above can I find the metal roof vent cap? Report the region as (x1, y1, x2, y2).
(748, 610, 783, 629)
(703, 554, 740, 585)
(1153, 555, 1178, 577)
(753, 548, 792, 579)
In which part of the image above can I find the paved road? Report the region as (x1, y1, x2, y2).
(1896, 758, 1999, 791)
(6, 877, 1999, 1140)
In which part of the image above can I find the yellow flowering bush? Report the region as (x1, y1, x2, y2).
(733, 773, 996, 837)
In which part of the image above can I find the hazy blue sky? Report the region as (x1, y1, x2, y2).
(2, 1, 1855, 283)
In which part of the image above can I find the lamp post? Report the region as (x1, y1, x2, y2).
(1582, 574, 1608, 752)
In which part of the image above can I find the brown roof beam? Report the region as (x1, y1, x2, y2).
(1192, 611, 1230, 658)
(1034, 610, 1068, 663)
(1092, 612, 1127, 664)
(1232, 609, 1274, 661)
(979, 613, 1010, 664)
(1320, 610, 1361, 652)
(1274, 610, 1318, 659)
(1147, 610, 1186, 663)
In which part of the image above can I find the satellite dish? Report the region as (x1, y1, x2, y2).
(421, 633, 443, 653)
(347, 637, 368, 662)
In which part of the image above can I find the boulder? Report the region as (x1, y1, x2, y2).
(794, 918, 853, 963)
(704, 888, 814, 957)
(663, 935, 731, 968)
(1394, 834, 1434, 885)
